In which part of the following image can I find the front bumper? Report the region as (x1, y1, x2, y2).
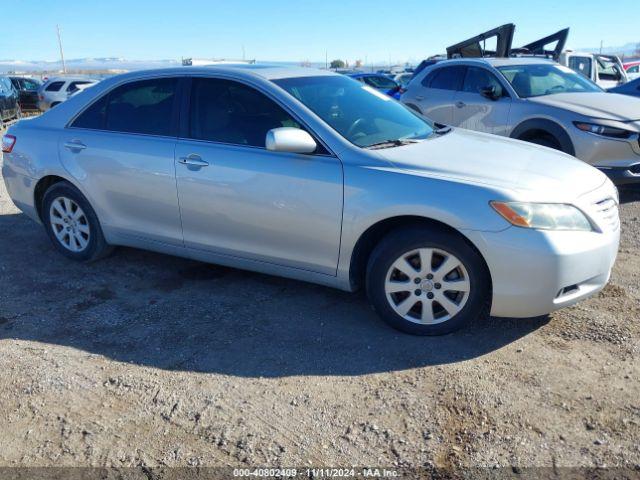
(597, 163, 640, 185)
(467, 224, 619, 318)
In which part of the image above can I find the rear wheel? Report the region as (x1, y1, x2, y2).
(42, 182, 112, 262)
(366, 226, 490, 335)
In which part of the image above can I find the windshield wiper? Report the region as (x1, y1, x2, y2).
(365, 139, 419, 150)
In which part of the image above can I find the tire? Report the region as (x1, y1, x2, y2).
(366, 226, 490, 336)
(42, 181, 113, 262)
(50, 102, 60, 109)
(525, 135, 562, 151)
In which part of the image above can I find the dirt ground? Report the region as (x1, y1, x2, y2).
(0, 162, 639, 476)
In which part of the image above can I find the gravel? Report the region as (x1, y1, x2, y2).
(0, 161, 639, 473)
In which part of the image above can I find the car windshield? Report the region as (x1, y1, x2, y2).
(273, 75, 434, 148)
(498, 64, 602, 98)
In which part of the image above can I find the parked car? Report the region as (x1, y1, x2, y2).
(560, 52, 628, 89)
(37, 77, 97, 111)
(401, 57, 640, 185)
(624, 61, 640, 81)
(2, 66, 620, 336)
(608, 77, 640, 98)
(394, 73, 414, 89)
(0, 76, 20, 125)
(348, 73, 402, 99)
(9, 76, 42, 112)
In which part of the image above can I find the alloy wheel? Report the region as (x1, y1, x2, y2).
(49, 196, 91, 252)
(384, 248, 471, 325)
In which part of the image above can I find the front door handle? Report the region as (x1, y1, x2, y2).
(455, 101, 466, 109)
(415, 95, 424, 101)
(64, 140, 87, 151)
(178, 154, 209, 167)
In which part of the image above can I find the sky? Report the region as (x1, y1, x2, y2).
(1, 0, 639, 64)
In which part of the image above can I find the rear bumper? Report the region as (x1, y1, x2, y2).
(1, 162, 39, 222)
(466, 224, 619, 318)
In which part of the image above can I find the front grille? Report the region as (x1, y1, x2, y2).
(591, 198, 619, 232)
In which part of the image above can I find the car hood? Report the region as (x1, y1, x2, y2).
(374, 128, 607, 200)
(527, 92, 640, 121)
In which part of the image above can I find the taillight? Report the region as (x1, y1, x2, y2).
(2, 135, 16, 153)
(39, 94, 44, 100)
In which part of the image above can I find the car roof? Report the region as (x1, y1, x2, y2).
(435, 57, 557, 68)
(96, 64, 338, 85)
(44, 76, 98, 83)
(349, 72, 385, 78)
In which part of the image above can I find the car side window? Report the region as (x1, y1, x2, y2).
(45, 81, 65, 92)
(568, 57, 592, 78)
(104, 78, 177, 136)
(462, 67, 507, 96)
(67, 81, 91, 93)
(71, 94, 109, 129)
(188, 78, 304, 148)
(423, 66, 466, 91)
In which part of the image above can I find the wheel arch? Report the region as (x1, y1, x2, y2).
(510, 118, 575, 156)
(348, 215, 492, 294)
(33, 174, 79, 222)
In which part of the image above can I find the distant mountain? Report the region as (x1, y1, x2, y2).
(577, 42, 640, 57)
(0, 57, 180, 73)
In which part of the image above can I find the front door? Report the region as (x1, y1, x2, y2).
(175, 77, 343, 275)
(452, 66, 512, 136)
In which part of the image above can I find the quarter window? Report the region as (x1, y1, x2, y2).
(45, 81, 65, 92)
(189, 78, 302, 148)
(423, 66, 466, 91)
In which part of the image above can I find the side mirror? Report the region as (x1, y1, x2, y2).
(480, 85, 501, 100)
(266, 127, 317, 154)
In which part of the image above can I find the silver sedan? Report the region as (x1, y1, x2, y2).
(2, 65, 620, 335)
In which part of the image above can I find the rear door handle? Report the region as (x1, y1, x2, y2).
(455, 101, 466, 108)
(415, 95, 424, 101)
(64, 140, 87, 151)
(178, 154, 209, 167)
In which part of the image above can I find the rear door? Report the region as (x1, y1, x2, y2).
(452, 66, 512, 135)
(174, 76, 343, 275)
(414, 66, 466, 124)
(59, 76, 183, 246)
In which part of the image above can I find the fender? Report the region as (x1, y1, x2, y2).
(509, 118, 575, 156)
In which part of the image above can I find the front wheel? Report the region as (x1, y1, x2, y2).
(366, 227, 491, 335)
(42, 181, 112, 262)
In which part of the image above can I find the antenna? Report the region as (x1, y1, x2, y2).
(56, 24, 67, 74)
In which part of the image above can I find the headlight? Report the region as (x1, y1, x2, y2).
(574, 122, 635, 139)
(490, 201, 593, 231)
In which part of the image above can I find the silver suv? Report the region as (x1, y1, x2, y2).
(38, 76, 97, 111)
(401, 57, 640, 185)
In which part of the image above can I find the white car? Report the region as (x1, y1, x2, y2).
(37, 77, 97, 111)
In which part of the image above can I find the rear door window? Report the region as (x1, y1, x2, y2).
(423, 66, 466, 91)
(105, 78, 178, 136)
(71, 94, 109, 130)
(45, 81, 65, 92)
